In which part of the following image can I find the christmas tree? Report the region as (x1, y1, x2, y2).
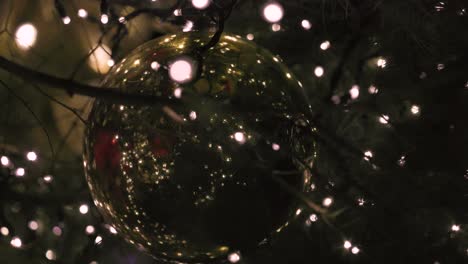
(0, 0, 467, 263)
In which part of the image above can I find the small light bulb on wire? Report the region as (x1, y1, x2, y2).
(301, 19, 312, 30)
(100, 14, 109, 24)
(11, 237, 22, 248)
(62, 16, 71, 25)
(262, 2, 284, 23)
(314, 66, 324, 77)
(78, 9, 88, 18)
(228, 252, 241, 263)
(192, 0, 210, 10)
(15, 23, 38, 49)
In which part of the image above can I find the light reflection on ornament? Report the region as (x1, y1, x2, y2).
(262, 2, 284, 23)
(15, 23, 37, 49)
(88, 45, 112, 73)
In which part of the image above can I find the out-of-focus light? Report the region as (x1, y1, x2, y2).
(183, 20, 194, 32)
(314, 66, 324, 77)
(452, 225, 461, 232)
(351, 246, 360, 254)
(189, 111, 197, 120)
(246, 33, 254, 40)
(233, 132, 246, 144)
(26, 151, 37, 161)
(107, 59, 115, 67)
(169, 59, 194, 83)
(1, 227, 9, 236)
(43, 175, 53, 182)
(301, 19, 311, 30)
(411, 105, 420, 115)
(368, 85, 378, 94)
(377, 58, 387, 68)
(78, 9, 88, 18)
(15, 23, 38, 49)
(295, 209, 302, 216)
(309, 214, 318, 222)
(109, 226, 117, 234)
(344, 240, 352, 249)
(228, 252, 241, 263)
(95, 235, 103, 244)
(28, 221, 39, 231)
(357, 198, 365, 206)
(100, 14, 109, 24)
(52, 226, 62, 236)
(263, 2, 284, 23)
(62, 16, 71, 25)
(86, 225, 95, 234)
(79, 204, 89, 214)
(118, 17, 126, 24)
(397, 155, 406, 167)
(46, 249, 56, 260)
(272, 143, 280, 151)
(349, 85, 360, 99)
(271, 23, 281, 31)
(320, 41, 331, 50)
(11, 237, 22, 248)
(192, 0, 210, 9)
(174, 9, 182, 16)
(150, 61, 161, 71)
(437, 63, 445, 70)
(173, 88, 183, 99)
(364, 150, 373, 161)
(1, 156, 9, 166)
(15, 168, 25, 177)
(379, 115, 389, 124)
(323, 197, 333, 207)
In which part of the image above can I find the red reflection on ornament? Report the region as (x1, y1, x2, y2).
(94, 129, 121, 175)
(149, 133, 173, 158)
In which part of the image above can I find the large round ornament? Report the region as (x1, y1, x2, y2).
(83, 32, 315, 263)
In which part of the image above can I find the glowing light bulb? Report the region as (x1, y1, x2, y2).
(344, 240, 352, 249)
(295, 209, 302, 216)
(10, 237, 22, 248)
(174, 9, 182, 16)
(351, 246, 360, 254)
(52, 226, 62, 236)
(228, 252, 241, 263)
(272, 143, 280, 151)
(78, 9, 88, 18)
(79, 204, 89, 214)
(109, 226, 117, 234)
(95, 235, 103, 244)
(263, 2, 284, 23)
(452, 225, 460, 232)
(377, 58, 387, 68)
(15, 168, 25, 177)
(301, 19, 312, 30)
(107, 59, 115, 67)
(15, 23, 38, 49)
(173, 88, 183, 98)
(85, 225, 95, 234)
(271, 23, 281, 31)
(183, 20, 194, 32)
(233, 132, 246, 144)
(411, 105, 420, 115)
(46, 249, 56, 260)
(1, 156, 9, 166)
(320, 41, 331, 50)
(28, 221, 39, 231)
(118, 17, 126, 23)
(189, 111, 197, 120)
(314, 66, 324, 77)
(1, 227, 9, 236)
(368, 85, 378, 94)
(246, 33, 254, 40)
(323, 197, 333, 207)
(364, 150, 373, 161)
(349, 85, 360, 99)
(43, 175, 53, 182)
(192, 0, 210, 9)
(309, 214, 318, 222)
(62, 16, 71, 25)
(100, 14, 109, 24)
(379, 115, 389, 124)
(151, 61, 160, 71)
(169, 59, 194, 83)
(26, 151, 37, 161)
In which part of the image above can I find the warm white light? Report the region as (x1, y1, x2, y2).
(28, 221, 39, 231)
(271, 23, 281, 31)
(78, 9, 88, 18)
(169, 59, 194, 83)
(15, 168, 25, 177)
(46, 249, 56, 260)
(377, 58, 387, 68)
(368, 85, 378, 94)
(272, 143, 280, 151)
(192, 0, 210, 9)
(43, 175, 53, 182)
(100, 14, 109, 24)
(349, 85, 360, 99)
(344, 240, 352, 249)
(323, 197, 333, 207)
(151, 61, 160, 71)
(351, 246, 360, 254)
(364, 150, 373, 161)
(15, 23, 38, 49)
(1, 227, 9, 236)
(86, 225, 95, 234)
(452, 225, 461, 232)
(1, 156, 9, 166)
(309, 214, 318, 222)
(174, 88, 183, 98)
(95, 235, 103, 244)
(183, 20, 194, 32)
(314, 66, 324, 77)
(118, 17, 126, 24)
(107, 59, 115, 67)
(174, 9, 182, 16)
(320, 41, 331, 50)
(26, 151, 37, 161)
(62, 16, 71, 25)
(79, 204, 89, 214)
(379, 115, 389, 124)
(52, 226, 62, 236)
(295, 209, 302, 216)
(411, 105, 420, 115)
(228, 252, 241, 263)
(246, 33, 254, 40)
(10, 237, 22, 248)
(189, 111, 197, 120)
(263, 2, 284, 23)
(234, 132, 246, 144)
(109, 226, 117, 234)
(301, 19, 312, 30)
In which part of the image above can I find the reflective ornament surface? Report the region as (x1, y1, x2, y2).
(83, 32, 315, 263)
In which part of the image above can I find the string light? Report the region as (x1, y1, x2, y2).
(52, 226, 62, 236)
(295, 209, 302, 216)
(301, 19, 312, 30)
(411, 105, 420, 115)
(323, 197, 333, 207)
(451, 225, 460, 232)
(246, 33, 254, 40)
(79, 204, 89, 214)
(169, 59, 194, 83)
(377, 58, 387, 68)
(43, 175, 53, 182)
(1, 156, 9, 166)
(86, 225, 95, 235)
(100, 14, 109, 24)
(262, 2, 284, 23)
(15, 23, 38, 49)
(314, 66, 324, 77)
(174, 9, 182, 16)
(349, 85, 360, 99)
(118, 17, 126, 24)
(320, 41, 331, 50)
(192, 0, 210, 10)
(28, 220, 39, 231)
(95, 235, 103, 244)
(78, 9, 88, 18)
(364, 150, 373, 161)
(271, 23, 281, 32)
(46, 249, 57, 260)
(351, 246, 360, 254)
(26, 151, 37, 161)
(309, 214, 318, 222)
(379, 115, 389, 124)
(1, 227, 9, 236)
(228, 252, 241, 263)
(62, 16, 71, 25)
(173, 88, 183, 98)
(272, 143, 280, 151)
(15, 168, 25, 177)
(189, 111, 197, 120)
(10, 237, 22, 248)
(344, 240, 352, 249)
(109, 226, 118, 234)
(368, 85, 378, 94)
(233, 132, 246, 144)
(107, 59, 115, 67)
(183, 20, 194, 32)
